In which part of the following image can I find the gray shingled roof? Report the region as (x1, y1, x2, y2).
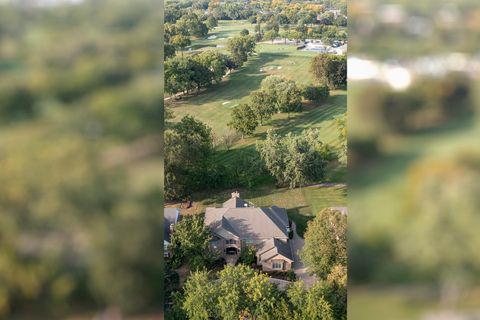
(204, 198, 289, 240)
(222, 197, 249, 208)
(257, 238, 293, 261)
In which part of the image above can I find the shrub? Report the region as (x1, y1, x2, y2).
(286, 269, 296, 281)
(238, 245, 257, 265)
(303, 85, 330, 104)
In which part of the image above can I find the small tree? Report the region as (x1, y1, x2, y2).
(249, 90, 276, 125)
(170, 34, 191, 57)
(260, 75, 303, 118)
(335, 113, 347, 165)
(263, 29, 277, 44)
(302, 85, 330, 104)
(239, 28, 249, 36)
(238, 245, 257, 265)
(228, 103, 259, 138)
(227, 35, 256, 67)
(206, 16, 218, 30)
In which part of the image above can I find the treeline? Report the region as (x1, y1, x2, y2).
(165, 114, 344, 200)
(165, 34, 256, 95)
(228, 75, 329, 137)
(164, 0, 347, 55)
(165, 0, 346, 25)
(165, 115, 269, 200)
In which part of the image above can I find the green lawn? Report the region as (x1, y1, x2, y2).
(189, 20, 255, 52)
(171, 40, 346, 170)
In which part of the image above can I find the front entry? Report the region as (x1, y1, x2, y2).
(226, 247, 238, 255)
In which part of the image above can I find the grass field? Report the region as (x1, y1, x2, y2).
(189, 20, 255, 52)
(171, 27, 347, 172)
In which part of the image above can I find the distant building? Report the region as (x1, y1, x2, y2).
(204, 192, 293, 271)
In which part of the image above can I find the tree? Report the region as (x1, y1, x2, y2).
(205, 15, 218, 30)
(216, 265, 279, 319)
(170, 34, 191, 57)
(249, 90, 276, 125)
(170, 214, 213, 270)
(165, 116, 214, 199)
(228, 103, 259, 138)
(182, 271, 216, 320)
(302, 85, 330, 104)
(260, 76, 303, 118)
(165, 57, 194, 95)
(286, 281, 335, 320)
(194, 50, 228, 84)
(310, 54, 347, 89)
(164, 44, 176, 61)
(227, 35, 256, 67)
(335, 113, 347, 165)
(237, 245, 256, 265)
(301, 208, 347, 279)
(289, 30, 304, 44)
(180, 265, 286, 320)
(239, 28, 249, 36)
(263, 29, 277, 43)
(257, 129, 329, 188)
(279, 30, 289, 44)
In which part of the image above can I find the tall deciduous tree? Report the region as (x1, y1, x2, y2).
(260, 75, 303, 118)
(227, 35, 256, 67)
(182, 271, 216, 320)
(286, 281, 335, 320)
(228, 103, 259, 138)
(165, 116, 213, 199)
(205, 16, 218, 30)
(249, 90, 276, 125)
(301, 208, 347, 279)
(257, 129, 330, 188)
(169, 214, 212, 270)
(310, 54, 347, 89)
(170, 34, 191, 57)
(263, 29, 277, 43)
(194, 50, 228, 84)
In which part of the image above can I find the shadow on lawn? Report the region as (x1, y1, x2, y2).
(288, 206, 314, 238)
(175, 51, 296, 107)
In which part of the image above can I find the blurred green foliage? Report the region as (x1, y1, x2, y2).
(0, 0, 163, 317)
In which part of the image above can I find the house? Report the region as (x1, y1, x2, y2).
(164, 208, 180, 258)
(204, 192, 293, 271)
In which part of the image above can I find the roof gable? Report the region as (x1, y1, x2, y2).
(205, 200, 289, 240)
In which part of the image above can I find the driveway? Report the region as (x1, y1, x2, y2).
(290, 222, 317, 287)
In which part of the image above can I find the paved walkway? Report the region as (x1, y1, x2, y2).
(289, 222, 317, 287)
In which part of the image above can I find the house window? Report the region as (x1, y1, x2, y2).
(272, 262, 283, 270)
(210, 240, 219, 249)
(226, 239, 237, 245)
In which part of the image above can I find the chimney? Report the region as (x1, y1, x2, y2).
(231, 191, 240, 198)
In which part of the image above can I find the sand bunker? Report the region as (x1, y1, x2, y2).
(222, 101, 231, 105)
(207, 35, 217, 40)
